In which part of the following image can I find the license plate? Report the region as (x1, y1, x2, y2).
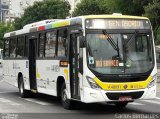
(119, 96, 132, 101)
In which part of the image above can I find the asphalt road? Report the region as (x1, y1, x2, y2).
(0, 75, 160, 119)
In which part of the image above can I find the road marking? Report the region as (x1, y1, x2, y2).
(0, 98, 11, 103)
(143, 100, 160, 105)
(129, 102, 144, 106)
(24, 98, 52, 105)
(0, 91, 17, 94)
(0, 98, 20, 105)
(155, 97, 160, 100)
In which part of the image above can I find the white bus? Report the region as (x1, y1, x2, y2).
(3, 14, 157, 109)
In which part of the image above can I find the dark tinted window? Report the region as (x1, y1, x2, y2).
(24, 36, 29, 57)
(57, 29, 68, 57)
(10, 37, 17, 58)
(4, 39, 9, 58)
(38, 33, 45, 57)
(17, 36, 25, 58)
(45, 31, 56, 57)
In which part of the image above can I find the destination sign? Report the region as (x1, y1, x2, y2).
(86, 19, 151, 29)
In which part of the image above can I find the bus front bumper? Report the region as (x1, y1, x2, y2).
(82, 85, 156, 103)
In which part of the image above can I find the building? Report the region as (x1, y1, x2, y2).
(9, 0, 43, 18)
(9, 0, 81, 18)
(3, 0, 81, 22)
(0, 0, 9, 22)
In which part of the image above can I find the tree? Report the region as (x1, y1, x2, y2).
(144, 0, 160, 44)
(14, 0, 70, 30)
(72, 0, 110, 17)
(106, 0, 151, 16)
(0, 22, 15, 48)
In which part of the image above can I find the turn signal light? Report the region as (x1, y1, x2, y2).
(60, 61, 68, 67)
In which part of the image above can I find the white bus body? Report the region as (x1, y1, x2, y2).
(3, 15, 157, 109)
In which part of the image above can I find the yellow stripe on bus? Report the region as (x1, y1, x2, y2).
(64, 69, 69, 80)
(93, 76, 152, 91)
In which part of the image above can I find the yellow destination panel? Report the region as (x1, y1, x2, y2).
(94, 76, 152, 91)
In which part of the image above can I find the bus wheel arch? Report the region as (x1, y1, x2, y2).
(56, 76, 73, 109)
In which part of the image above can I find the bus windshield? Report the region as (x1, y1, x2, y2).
(86, 32, 154, 74)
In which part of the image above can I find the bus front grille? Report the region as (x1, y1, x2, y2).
(106, 91, 144, 100)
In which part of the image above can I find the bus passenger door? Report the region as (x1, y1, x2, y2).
(29, 38, 37, 91)
(70, 33, 82, 99)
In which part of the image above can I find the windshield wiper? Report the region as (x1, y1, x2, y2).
(102, 30, 120, 58)
(126, 30, 139, 47)
(123, 30, 139, 73)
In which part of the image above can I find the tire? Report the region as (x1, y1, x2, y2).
(19, 76, 29, 98)
(114, 102, 128, 108)
(61, 83, 73, 109)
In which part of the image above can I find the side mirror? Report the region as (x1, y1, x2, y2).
(79, 36, 86, 48)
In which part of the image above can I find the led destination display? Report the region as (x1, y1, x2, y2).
(86, 19, 151, 29)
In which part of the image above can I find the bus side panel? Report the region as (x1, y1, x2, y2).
(36, 60, 69, 96)
(15, 60, 30, 90)
(3, 60, 10, 83)
(36, 60, 57, 96)
(3, 60, 17, 87)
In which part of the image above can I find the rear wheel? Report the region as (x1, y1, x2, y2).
(19, 76, 29, 98)
(114, 102, 128, 108)
(61, 83, 74, 109)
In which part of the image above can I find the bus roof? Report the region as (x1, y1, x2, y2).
(4, 14, 149, 38)
(83, 14, 148, 20)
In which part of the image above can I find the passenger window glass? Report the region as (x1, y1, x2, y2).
(24, 36, 29, 57)
(57, 29, 68, 57)
(38, 33, 45, 57)
(4, 39, 9, 58)
(10, 38, 17, 58)
(17, 36, 25, 58)
(45, 31, 56, 57)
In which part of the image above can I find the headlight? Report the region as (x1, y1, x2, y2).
(148, 75, 157, 88)
(86, 76, 101, 90)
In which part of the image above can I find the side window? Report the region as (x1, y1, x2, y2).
(4, 39, 10, 58)
(38, 33, 45, 58)
(9, 37, 17, 58)
(136, 36, 143, 52)
(57, 29, 68, 57)
(17, 36, 25, 58)
(24, 36, 29, 57)
(136, 35, 148, 53)
(45, 31, 56, 57)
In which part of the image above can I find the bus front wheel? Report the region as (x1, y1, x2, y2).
(61, 83, 73, 109)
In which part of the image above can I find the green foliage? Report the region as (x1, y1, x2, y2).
(0, 23, 15, 48)
(14, 0, 70, 30)
(144, 0, 160, 44)
(156, 28, 160, 44)
(72, 0, 151, 17)
(107, 0, 150, 16)
(72, 0, 110, 17)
